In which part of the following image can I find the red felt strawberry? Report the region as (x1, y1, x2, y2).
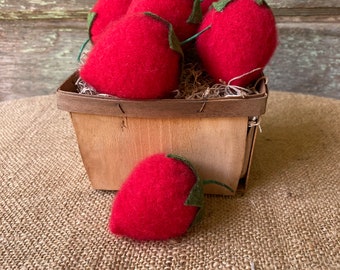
(196, 0, 278, 87)
(80, 12, 183, 99)
(109, 153, 204, 241)
(126, 0, 202, 42)
(88, 0, 132, 44)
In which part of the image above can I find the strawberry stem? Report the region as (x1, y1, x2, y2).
(77, 38, 91, 63)
(180, 25, 211, 45)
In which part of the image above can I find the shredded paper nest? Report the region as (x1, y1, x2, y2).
(76, 49, 266, 100)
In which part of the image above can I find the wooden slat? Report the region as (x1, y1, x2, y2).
(265, 22, 340, 98)
(2, 9, 339, 21)
(0, 0, 93, 20)
(1, 1, 340, 20)
(0, 20, 87, 101)
(1, 0, 339, 12)
(267, 0, 340, 9)
(0, 0, 95, 12)
(273, 8, 340, 18)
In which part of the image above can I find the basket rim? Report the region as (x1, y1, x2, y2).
(56, 71, 268, 118)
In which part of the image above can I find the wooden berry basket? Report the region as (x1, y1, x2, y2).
(56, 71, 268, 195)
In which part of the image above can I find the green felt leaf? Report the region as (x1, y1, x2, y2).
(212, 0, 233, 12)
(87, 12, 97, 32)
(87, 12, 97, 41)
(168, 24, 184, 57)
(185, 175, 204, 208)
(167, 154, 204, 226)
(144, 12, 183, 58)
(87, 12, 97, 30)
(187, 0, 203, 24)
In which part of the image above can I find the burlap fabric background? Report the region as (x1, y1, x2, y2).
(1, 91, 339, 269)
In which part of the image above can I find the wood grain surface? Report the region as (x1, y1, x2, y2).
(0, 20, 87, 100)
(71, 112, 249, 195)
(0, 0, 339, 101)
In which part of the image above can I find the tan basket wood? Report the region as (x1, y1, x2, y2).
(57, 72, 268, 118)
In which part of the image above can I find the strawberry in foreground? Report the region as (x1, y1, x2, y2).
(88, 0, 132, 44)
(109, 153, 234, 240)
(80, 12, 183, 99)
(109, 153, 204, 241)
(196, 0, 278, 87)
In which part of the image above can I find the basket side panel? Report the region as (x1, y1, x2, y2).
(70, 113, 248, 195)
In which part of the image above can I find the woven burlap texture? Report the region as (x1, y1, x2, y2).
(0, 91, 339, 269)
